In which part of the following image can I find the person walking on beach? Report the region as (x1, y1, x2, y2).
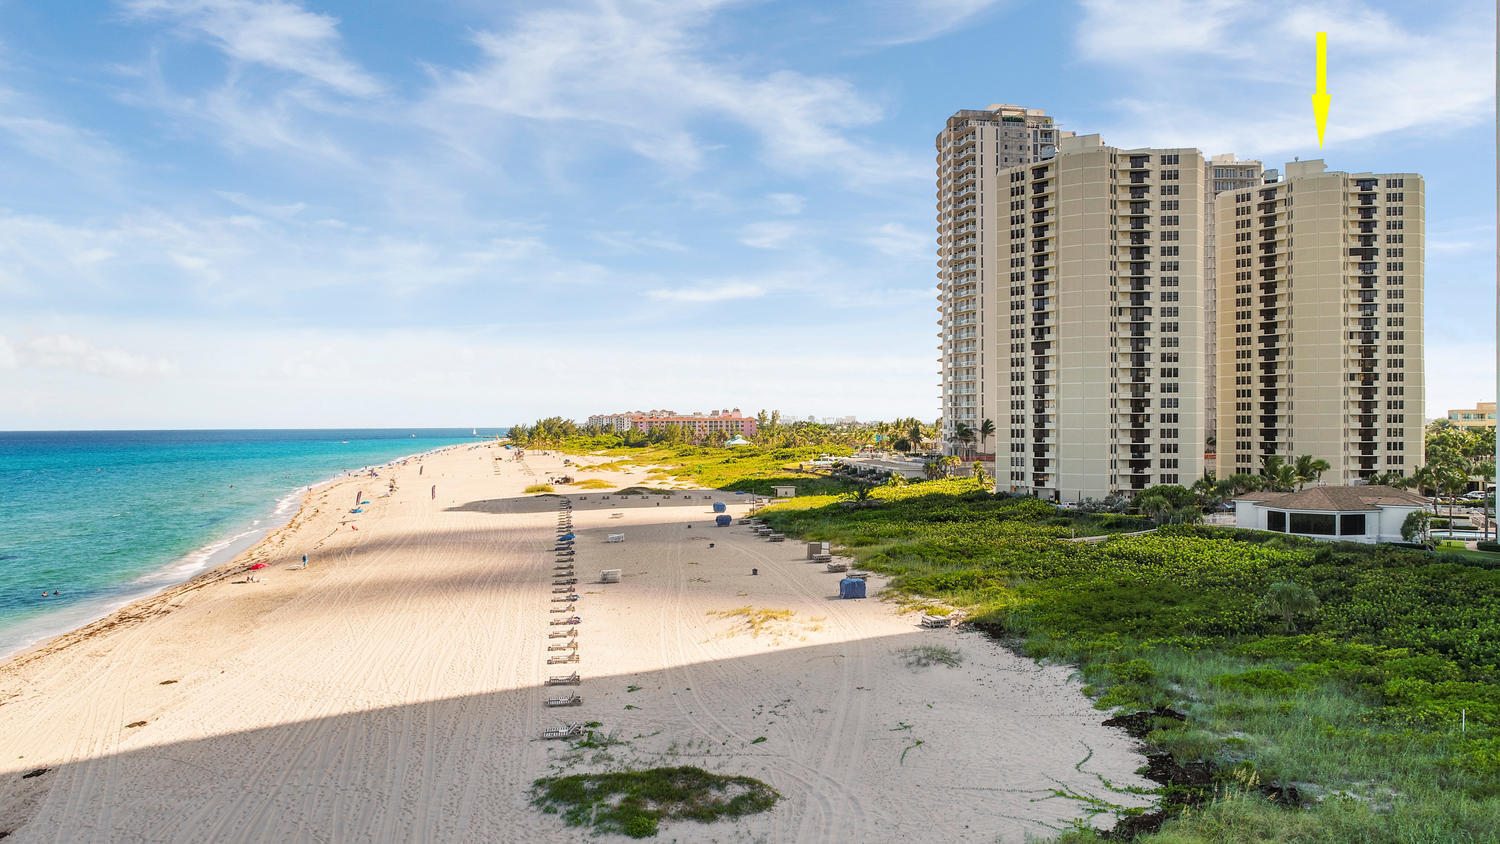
(302, 554, 308, 568)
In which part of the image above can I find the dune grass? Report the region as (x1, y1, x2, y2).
(707, 606, 797, 638)
(522, 484, 554, 494)
(573, 478, 615, 489)
(539, 443, 1500, 839)
(531, 766, 778, 839)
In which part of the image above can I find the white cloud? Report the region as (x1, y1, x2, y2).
(0, 88, 125, 181)
(588, 231, 690, 254)
(739, 221, 800, 250)
(423, 0, 922, 184)
(647, 282, 766, 302)
(0, 334, 17, 370)
(24, 333, 179, 377)
(122, 0, 382, 97)
(1075, 0, 1495, 154)
(862, 222, 930, 261)
(765, 193, 805, 215)
(868, 0, 1011, 45)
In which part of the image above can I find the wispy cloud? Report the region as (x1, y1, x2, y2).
(647, 282, 766, 302)
(867, 0, 1011, 45)
(862, 221, 930, 261)
(121, 0, 382, 97)
(423, 0, 922, 184)
(765, 193, 805, 215)
(0, 88, 125, 181)
(24, 333, 179, 377)
(738, 221, 800, 250)
(588, 230, 690, 254)
(1075, 0, 1495, 154)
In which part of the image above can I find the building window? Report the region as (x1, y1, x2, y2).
(1340, 513, 1367, 536)
(1268, 510, 1286, 532)
(1289, 512, 1337, 535)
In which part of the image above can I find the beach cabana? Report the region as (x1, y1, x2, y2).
(726, 436, 751, 447)
(838, 578, 866, 599)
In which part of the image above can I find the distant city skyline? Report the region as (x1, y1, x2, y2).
(0, 0, 1492, 429)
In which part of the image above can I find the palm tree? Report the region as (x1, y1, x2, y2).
(1293, 455, 1331, 490)
(954, 423, 976, 459)
(1436, 461, 1470, 539)
(908, 421, 925, 451)
(1259, 455, 1297, 492)
(1256, 581, 1320, 633)
(979, 418, 996, 457)
(1473, 459, 1496, 541)
(1137, 493, 1173, 524)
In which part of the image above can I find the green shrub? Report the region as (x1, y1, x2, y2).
(1212, 668, 1302, 696)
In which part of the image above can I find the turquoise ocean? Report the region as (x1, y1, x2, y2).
(0, 428, 500, 657)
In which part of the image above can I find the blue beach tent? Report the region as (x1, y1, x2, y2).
(839, 578, 866, 599)
(715, 514, 732, 527)
(712, 502, 727, 513)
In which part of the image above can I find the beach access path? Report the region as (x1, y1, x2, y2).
(0, 445, 1150, 842)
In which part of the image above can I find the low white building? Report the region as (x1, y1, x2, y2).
(1233, 485, 1429, 544)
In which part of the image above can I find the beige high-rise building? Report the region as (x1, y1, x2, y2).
(1203, 154, 1264, 450)
(1215, 160, 1425, 484)
(996, 135, 1209, 501)
(935, 105, 1069, 457)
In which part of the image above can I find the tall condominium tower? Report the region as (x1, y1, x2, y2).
(1215, 160, 1424, 483)
(1203, 154, 1264, 451)
(996, 135, 1209, 501)
(935, 105, 1069, 457)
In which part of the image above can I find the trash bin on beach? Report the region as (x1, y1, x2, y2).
(715, 514, 732, 527)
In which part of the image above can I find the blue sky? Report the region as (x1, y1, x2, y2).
(0, 0, 1493, 429)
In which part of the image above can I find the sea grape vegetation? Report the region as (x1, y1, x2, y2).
(532, 436, 1500, 840)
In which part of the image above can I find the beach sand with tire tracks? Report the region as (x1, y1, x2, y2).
(0, 443, 1150, 842)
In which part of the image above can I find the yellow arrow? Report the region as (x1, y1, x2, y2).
(1311, 32, 1330, 147)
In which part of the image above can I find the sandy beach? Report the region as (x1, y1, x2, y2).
(0, 444, 1150, 842)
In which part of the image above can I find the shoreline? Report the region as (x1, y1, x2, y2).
(0, 443, 1149, 842)
(0, 441, 467, 666)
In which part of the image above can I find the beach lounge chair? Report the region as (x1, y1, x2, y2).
(826, 562, 849, 573)
(551, 594, 577, 602)
(609, 512, 623, 519)
(548, 629, 577, 639)
(553, 577, 578, 585)
(545, 694, 583, 707)
(544, 672, 581, 685)
(768, 534, 785, 542)
(919, 614, 952, 629)
(547, 653, 580, 664)
(552, 586, 574, 594)
(549, 603, 576, 612)
(541, 723, 585, 740)
(812, 554, 833, 564)
(606, 534, 624, 543)
(547, 641, 579, 651)
(549, 616, 582, 625)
